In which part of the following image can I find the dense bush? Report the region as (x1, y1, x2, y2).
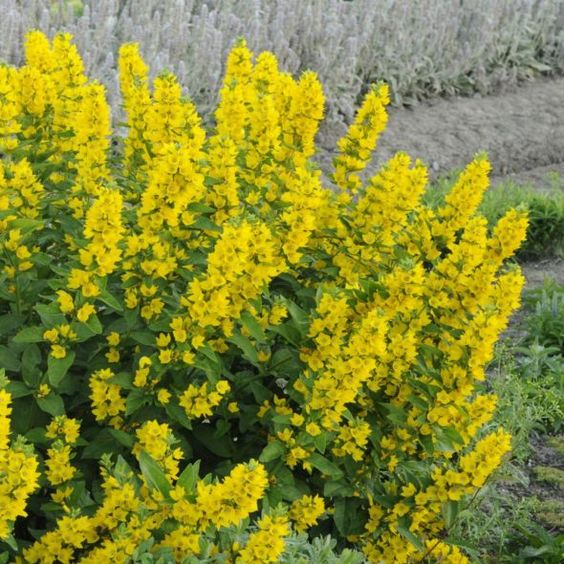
(0, 31, 530, 562)
(1, 0, 563, 133)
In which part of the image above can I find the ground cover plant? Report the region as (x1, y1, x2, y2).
(1, 0, 563, 133)
(0, 31, 532, 562)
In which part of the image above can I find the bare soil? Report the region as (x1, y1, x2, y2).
(317, 77, 564, 182)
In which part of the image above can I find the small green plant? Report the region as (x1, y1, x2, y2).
(489, 344, 563, 456)
(280, 535, 367, 564)
(512, 522, 564, 563)
(523, 282, 564, 353)
(534, 499, 564, 530)
(547, 435, 564, 457)
(447, 483, 540, 562)
(533, 466, 564, 488)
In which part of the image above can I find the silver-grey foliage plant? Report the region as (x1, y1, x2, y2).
(2, 0, 563, 138)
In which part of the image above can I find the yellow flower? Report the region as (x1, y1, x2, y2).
(43, 328, 59, 342)
(56, 291, 74, 313)
(305, 422, 321, 437)
(51, 344, 67, 359)
(157, 389, 171, 404)
(289, 495, 325, 532)
(105, 348, 120, 363)
(106, 332, 120, 346)
(77, 303, 96, 322)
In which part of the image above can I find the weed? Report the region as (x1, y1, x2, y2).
(547, 436, 564, 457)
(535, 499, 564, 529)
(522, 282, 564, 353)
(533, 466, 564, 488)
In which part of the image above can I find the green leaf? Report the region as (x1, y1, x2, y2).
(259, 440, 285, 463)
(164, 401, 192, 430)
(25, 427, 48, 445)
(125, 390, 151, 416)
(108, 428, 135, 448)
(37, 393, 65, 416)
(177, 461, 200, 495)
(285, 300, 309, 336)
(9, 218, 43, 232)
(13, 326, 44, 343)
(82, 429, 124, 459)
(21, 344, 42, 387)
(6, 381, 32, 399)
(334, 498, 365, 536)
(84, 314, 103, 335)
(397, 522, 424, 550)
(187, 202, 215, 214)
(98, 289, 123, 312)
(192, 216, 221, 232)
(269, 348, 300, 376)
(269, 323, 302, 346)
(130, 331, 155, 346)
(324, 480, 355, 498)
(47, 351, 75, 387)
(138, 450, 171, 498)
(442, 500, 460, 529)
(0, 313, 25, 336)
(35, 303, 66, 326)
(228, 332, 258, 365)
(312, 432, 328, 453)
(380, 402, 407, 425)
(249, 381, 270, 403)
(240, 311, 266, 343)
(193, 425, 235, 458)
(0, 345, 20, 371)
(307, 453, 343, 479)
(109, 372, 133, 389)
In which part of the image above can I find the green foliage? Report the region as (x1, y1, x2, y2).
(490, 343, 563, 458)
(523, 281, 564, 353)
(280, 535, 367, 564)
(533, 466, 564, 488)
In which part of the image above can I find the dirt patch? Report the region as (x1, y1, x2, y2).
(521, 258, 564, 289)
(316, 77, 564, 183)
(502, 434, 564, 532)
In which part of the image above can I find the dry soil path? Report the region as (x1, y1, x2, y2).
(318, 77, 564, 190)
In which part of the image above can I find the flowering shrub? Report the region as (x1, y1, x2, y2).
(0, 31, 528, 562)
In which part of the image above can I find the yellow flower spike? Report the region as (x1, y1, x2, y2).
(77, 303, 96, 322)
(332, 83, 390, 194)
(289, 495, 326, 532)
(238, 514, 289, 563)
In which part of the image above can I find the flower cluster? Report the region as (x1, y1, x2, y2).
(0, 31, 528, 563)
(0, 381, 40, 541)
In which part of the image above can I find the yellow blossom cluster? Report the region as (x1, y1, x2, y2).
(0, 384, 40, 541)
(134, 420, 183, 480)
